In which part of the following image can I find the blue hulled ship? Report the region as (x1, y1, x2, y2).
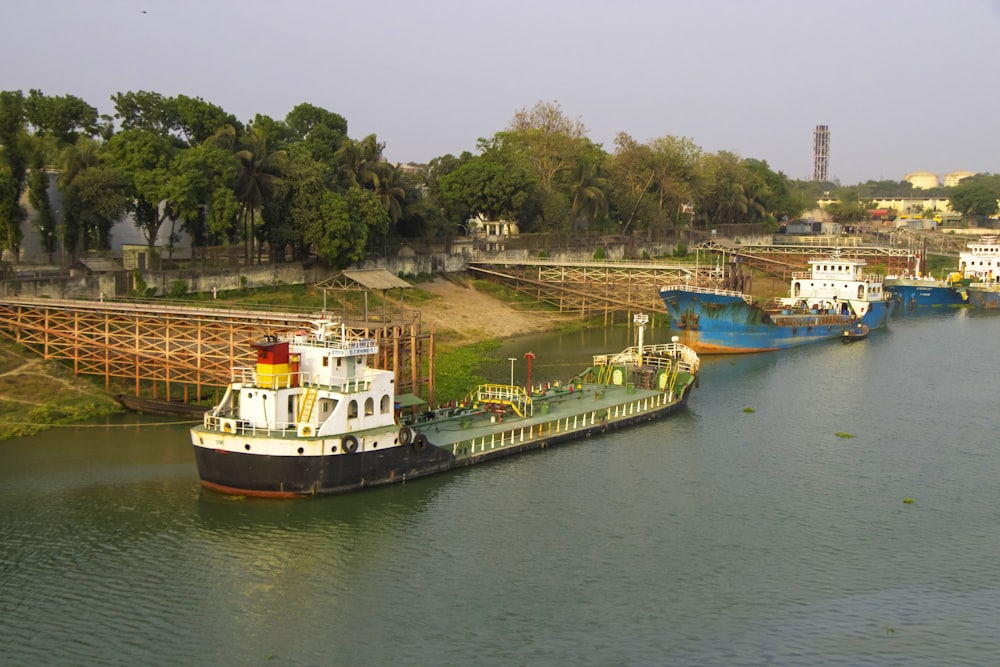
(660, 253, 891, 354)
(885, 275, 968, 311)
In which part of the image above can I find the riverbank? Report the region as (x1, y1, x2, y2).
(413, 277, 581, 344)
(0, 340, 122, 440)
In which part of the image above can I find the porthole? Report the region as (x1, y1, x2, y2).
(244, 444, 251, 451)
(331, 445, 338, 453)
(297, 447, 304, 454)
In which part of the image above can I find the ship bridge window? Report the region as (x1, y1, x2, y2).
(365, 397, 374, 416)
(381, 394, 391, 414)
(348, 400, 358, 418)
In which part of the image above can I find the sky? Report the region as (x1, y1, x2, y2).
(2, 0, 1000, 185)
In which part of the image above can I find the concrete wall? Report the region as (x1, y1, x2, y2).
(1, 239, 688, 300)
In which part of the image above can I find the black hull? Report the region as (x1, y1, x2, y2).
(193, 393, 691, 497)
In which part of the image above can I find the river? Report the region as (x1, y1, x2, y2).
(2, 308, 999, 666)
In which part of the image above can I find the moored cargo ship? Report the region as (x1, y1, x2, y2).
(660, 252, 891, 354)
(190, 317, 699, 497)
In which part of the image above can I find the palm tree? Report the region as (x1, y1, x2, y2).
(569, 159, 608, 230)
(335, 135, 382, 191)
(373, 161, 407, 224)
(235, 127, 286, 264)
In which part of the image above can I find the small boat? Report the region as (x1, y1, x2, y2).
(189, 316, 700, 497)
(841, 323, 869, 342)
(660, 251, 892, 354)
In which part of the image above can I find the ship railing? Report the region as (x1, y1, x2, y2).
(230, 367, 373, 393)
(465, 384, 532, 418)
(791, 271, 883, 284)
(203, 412, 303, 437)
(278, 330, 379, 356)
(593, 343, 700, 375)
(661, 284, 753, 304)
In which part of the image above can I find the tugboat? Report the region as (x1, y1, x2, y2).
(660, 251, 891, 354)
(190, 316, 700, 497)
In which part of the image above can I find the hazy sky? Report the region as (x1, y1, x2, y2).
(2, 0, 999, 185)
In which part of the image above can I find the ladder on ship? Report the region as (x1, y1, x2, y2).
(297, 386, 318, 423)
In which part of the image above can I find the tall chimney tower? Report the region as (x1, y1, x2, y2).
(812, 125, 830, 182)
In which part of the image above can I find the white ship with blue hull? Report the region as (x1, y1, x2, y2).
(661, 252, 891, 354)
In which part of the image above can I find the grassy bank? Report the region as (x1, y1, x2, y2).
(0, 340, 123, 441)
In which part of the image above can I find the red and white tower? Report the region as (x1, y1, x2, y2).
(811, 125, 830, 182)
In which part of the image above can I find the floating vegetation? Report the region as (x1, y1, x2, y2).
(743, 407, 755, 413)
(836, 432, 854, 438)
(903, 497, 914, 504)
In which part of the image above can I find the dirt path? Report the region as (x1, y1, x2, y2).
(416, 279, 570, 344)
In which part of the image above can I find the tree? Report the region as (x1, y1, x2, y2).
(504, 100, 587, 193)
(165, 143, 241, 251)
(172, 94, 241, 146)
(235, 126, 287, 263)
(0, 90, 27, 259)
(372, 161, 407, 225)
(568, 141, 610, 231)
(335, 134, 383, 190)
(948, 174, 1000, 222)
(60, 166, 129, 252)
(438, 150, 533, 223)
(304, 191, 367, 269)
(105, 128, 178, 253)
(23, 89, 99, 145)
(285, 103, 347, 164)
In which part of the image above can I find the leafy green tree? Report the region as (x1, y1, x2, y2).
(305, 191, 365, 268)
(172, 94, 241, 146)
(438, 148, 533, 223)
(112, 90, 180, 138)
(105, 128, 179, 253)
(285, 103, 347, 164)
(949, 174, 1000, 221)
(0, 91, 27, 259)
(823, 199, 868, 223)
(23, 90, 99, 145)
(694, 152, 763, 227)
(60, 166, 129, 252)
(165, 142, 241, 250)
(273, 145, 329, 261)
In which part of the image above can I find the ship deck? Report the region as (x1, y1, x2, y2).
(410, 375, 693, 455)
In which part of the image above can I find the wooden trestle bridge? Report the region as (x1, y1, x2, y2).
(0, 298, 433, 406)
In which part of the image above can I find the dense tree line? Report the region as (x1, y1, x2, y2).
(2, 92, 995, 269)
